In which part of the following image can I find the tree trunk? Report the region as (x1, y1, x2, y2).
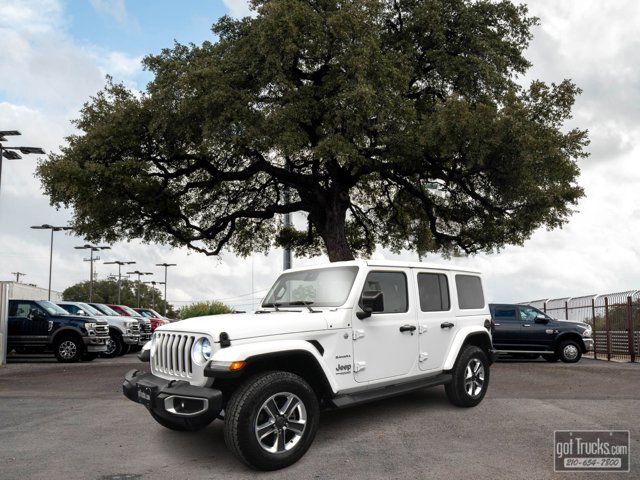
(314, 191, 355, 262)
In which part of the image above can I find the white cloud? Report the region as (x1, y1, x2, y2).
(222, 0, 255, 18)
(89, 0, 128, 25)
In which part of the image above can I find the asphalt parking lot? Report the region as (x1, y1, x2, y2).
(0, 355, 638, 480)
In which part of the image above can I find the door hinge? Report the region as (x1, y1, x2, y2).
(354, 361, 366, 372)
(419, 352, 429, 362)
(418, 325, 428, 334)
(352, 329, 365, 340)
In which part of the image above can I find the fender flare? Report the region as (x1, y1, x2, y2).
(50, 327, 85, 344)
(553, 331, 586, 351)
(442, 326, 492, 370)
(207, 339, 339, 393)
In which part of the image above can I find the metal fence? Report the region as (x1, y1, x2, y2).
(520, 291, 639, 362)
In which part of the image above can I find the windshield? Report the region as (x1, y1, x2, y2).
(262, 266, 359, 308)
(120, 305, 143, 317)
(37, 301, 71, 316)
(91, 303, 120, 316)
(77, 302, 103, 316)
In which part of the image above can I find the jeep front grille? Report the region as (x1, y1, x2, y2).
(152, 333, 196, 378)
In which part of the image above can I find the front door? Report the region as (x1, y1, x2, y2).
(519, 306, 553, 350)
(415, 271, 456, 372)
(352, 270, 418, 383)
(490, 304, 522, 350)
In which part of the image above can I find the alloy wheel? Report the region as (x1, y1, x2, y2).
(59, 340, 77, 360)
(254, 392, 307, 454)
(464, 358, 485, 397)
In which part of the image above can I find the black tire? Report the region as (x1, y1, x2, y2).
(119, 344, 131, 356)
(129, 344, 142, 353)
(542, 353, 559, 362)
(224, 371, 320, 471)
(82, 353, 98, 361)
(149, 409, 214, 432)
(53, 335, 84, 363)
(445, 345, 490, 408)
(102, 332, 123, 358)
(558, 340, 582, 363)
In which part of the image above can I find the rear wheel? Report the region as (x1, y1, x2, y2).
(149, 409, 214, 432)
(224, 371, 320, 471)
(54, 335, 83, 363)
(445, 345, 490, 407)
(559, 340, 582, 363)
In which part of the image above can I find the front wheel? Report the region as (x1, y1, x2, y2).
(445, 345, 490, 407)
(224, 371, 320, 471)
(54, 335, 83, 363)
(559, 340, 582, 363)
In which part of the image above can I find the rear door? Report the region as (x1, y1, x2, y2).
(352, 269, 418, 383)
(415, 271, 455, 372)
(490, 304, 521, 350)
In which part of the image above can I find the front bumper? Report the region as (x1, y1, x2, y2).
(122, 370, 223, 421)
(583, 338, 594, 352)
(83, 335, 108, 352)
(123, 334, 140, 345)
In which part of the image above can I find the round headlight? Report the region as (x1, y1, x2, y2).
(192, 337, 212, 365)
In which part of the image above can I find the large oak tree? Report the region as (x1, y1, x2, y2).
(38, 0, 588, 262)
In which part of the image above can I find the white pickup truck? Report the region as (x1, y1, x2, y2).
(123, 260, 495, 470)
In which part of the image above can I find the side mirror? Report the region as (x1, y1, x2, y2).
(357, 291, 384, 319)
(535, 315, 549, 324)
(30, 310, 47, 322)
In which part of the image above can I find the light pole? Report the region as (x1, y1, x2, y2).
(155, 263, 176, 316)
(0, 131, 45, 202)
(104, 260, 136, 304)
(74, 244, 110, 302)
(11, 272, 26, 283)
(31, 224, 72, 300)
(144, 281, 165, 309)
(127, 270, 152, 307)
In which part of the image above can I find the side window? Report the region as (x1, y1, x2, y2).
(9, 301, 33, 317)
(519, 306, 541, 322)
(63, 305, 78, 314)
(455, 275, 485, 309)
(492, 306, 517, 321)
(417, 273, 450, 312)
(362, 271, 408, 313)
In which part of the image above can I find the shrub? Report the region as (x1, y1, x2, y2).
(179, 301, 232, 319)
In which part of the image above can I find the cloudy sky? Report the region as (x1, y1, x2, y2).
(1, 0, 639, 309)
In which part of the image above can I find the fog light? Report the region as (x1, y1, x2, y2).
(163, 396, 208, 416)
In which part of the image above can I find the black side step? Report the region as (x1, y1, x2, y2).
(330, 373, 452, 409)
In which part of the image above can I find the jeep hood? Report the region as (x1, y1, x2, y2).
(157, 311, 333, 342)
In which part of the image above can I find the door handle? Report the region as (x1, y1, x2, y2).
(399, 325, 417, 333)
(523, 324, 531, 327)
(440, 322, 454, 329)
(493, 323, 501, 326)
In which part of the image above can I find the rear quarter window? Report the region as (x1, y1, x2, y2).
(455, 275, 485, 309)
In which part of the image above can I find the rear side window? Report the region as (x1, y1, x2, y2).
(362, 271, 408, 313)
(455, 275, 485, 309)
(417, 273, 450, 311)
(492, 306, 517, 321)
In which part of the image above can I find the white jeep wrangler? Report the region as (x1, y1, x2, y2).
(123, 260, 494, 470)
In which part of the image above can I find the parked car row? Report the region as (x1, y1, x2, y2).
(6, 299, 172, 363)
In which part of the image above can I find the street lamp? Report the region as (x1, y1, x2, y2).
(127, 270, 152, 307)
(0, 131, 45, 202)
(104, 260, 136, 304)
(156, 263, 177, 316)
(74, 244, 110, 301)
(31, 224, 72, 300)
(144, 280, 165, 309)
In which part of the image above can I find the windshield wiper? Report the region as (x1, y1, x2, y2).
(288, 301, 319, 313)
(262, 302, 281, 311)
